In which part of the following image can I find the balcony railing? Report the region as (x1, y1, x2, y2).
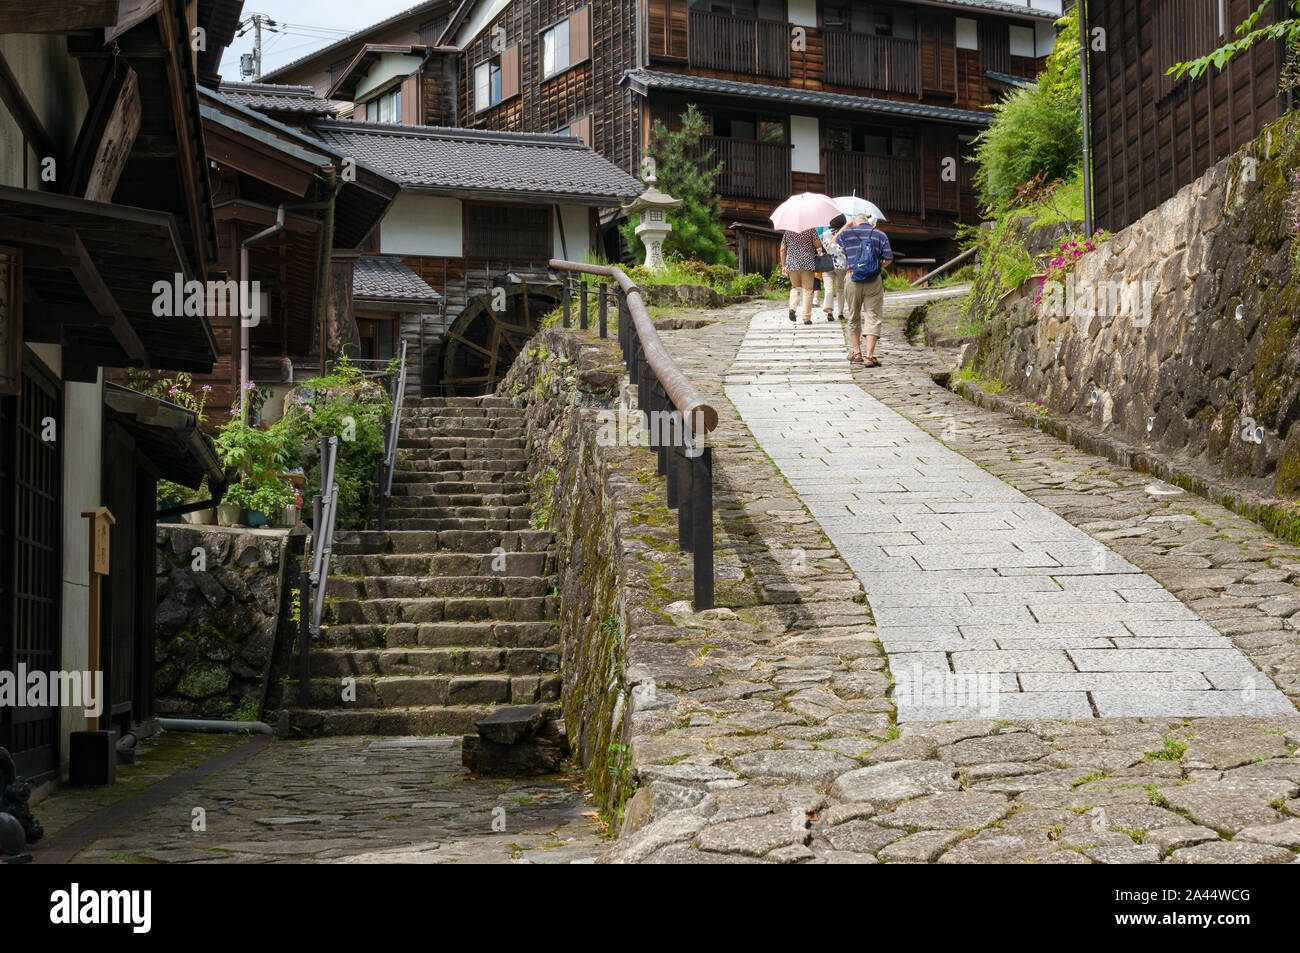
(688, 11, 791, 79)
(824, 151, 924, 216)
(822, 30, 920, 95)
(697, 135, 792, 201)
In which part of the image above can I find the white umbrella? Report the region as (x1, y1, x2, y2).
(770, 192, 842, 233)
(833, 195, 887, 222)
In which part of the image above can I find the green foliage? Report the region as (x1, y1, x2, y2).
(1170, 1, 1300, 81)
(125, 369, 213, 425)
(970, 8, 1082, 211)
(622, 104, 735, 266)
(882, 273, 913, 291)
(286, 354, 391, 530)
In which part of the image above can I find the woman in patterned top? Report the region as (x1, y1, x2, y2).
(780, 227, 822, 324)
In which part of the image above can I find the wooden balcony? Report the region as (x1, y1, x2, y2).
(688, 11, 791, 79)
(822, 30, 921, 95)
(824, 150, 923, 216)
(697, 135, 792, 202)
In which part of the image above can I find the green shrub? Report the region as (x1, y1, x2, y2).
(729, 272, 765, 296)
(622, 104, 735, 266)
(970, 8, 1081, 211)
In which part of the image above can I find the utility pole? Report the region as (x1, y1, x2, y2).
(1078, 0, 1094, 237)
(237, 13, 280, 81)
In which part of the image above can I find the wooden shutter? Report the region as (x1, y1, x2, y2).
(570, 5, 591, 66)
(572, 115, 593, 148)
(401, 73, 420, 125)
(920, 16, 956, 96)
(500, 43, 520, 100)
(649, 0, 688, 61)
(979, 20, 1011, 75)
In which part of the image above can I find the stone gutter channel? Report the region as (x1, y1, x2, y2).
(503, 299, 1300, 865)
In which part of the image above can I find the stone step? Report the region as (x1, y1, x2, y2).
(331, 551, 554, 577)
(381, 517, 534, 532)
(332, 528, 554, 555)
(388, 486, 529, 504)
(397, 435, 526, 451)
(318, 619, 557, 649)
(404, 396, 517, 409)
(308, 646, 560, 678)
(388, 480, 528, 496)
(324, 574, 555, 600)
(393, 460, 522, 476)
(287, 673, 561, 708)
(400, 417, 525, 432)
(289, 702, 561, 737)
(396, 449, 528, 466)
(380, 504, 532, 520)
(322, 594, 558, 625)
(398, 425, 526, 440)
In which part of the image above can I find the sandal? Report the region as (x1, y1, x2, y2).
(864, 357, 881, 368)
(788, 309, 796, 322)
(849, 353, 863, 363)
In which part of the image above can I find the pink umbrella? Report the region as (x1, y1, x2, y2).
(769, 192, 842, 233)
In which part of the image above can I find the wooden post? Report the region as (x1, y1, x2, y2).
(81, 507, 114, 732)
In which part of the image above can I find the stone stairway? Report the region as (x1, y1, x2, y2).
(288, 396, 562, 736)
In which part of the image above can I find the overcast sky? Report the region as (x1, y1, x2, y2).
(220, 2, 424, 81)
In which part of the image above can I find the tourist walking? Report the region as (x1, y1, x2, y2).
(817, 214, 848, 321)
(836, 214, 893, 366)
(779, 227, 821, 324)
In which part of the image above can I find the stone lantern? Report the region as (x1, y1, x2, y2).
(623, 169, 681, 271)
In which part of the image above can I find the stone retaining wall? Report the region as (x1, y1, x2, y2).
(155, 525, 295, 719)
(966, 115, 1300, 508)
(498, 327, 713, 820)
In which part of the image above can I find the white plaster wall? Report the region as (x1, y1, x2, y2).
(379, 193, 465, 256)
(790, 115, 820, 175)
(553, 205, 591, 261)
(355, 54, 424, 102)
(0, 34, 88, 188)
(787, 0, 817, 28)
(1010, 25, 1037, 58)
(454, 0, 514, 47)
(955, 18, 979, 51)
(1036, 21, 1059, 57)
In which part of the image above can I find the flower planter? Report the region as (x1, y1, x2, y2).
(184, 508, 215, 525)
(278, 504, 300, 528)
(245, 509, 270, 528)
(216, 503, 241, 527)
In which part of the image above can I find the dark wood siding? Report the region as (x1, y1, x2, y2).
(1088, 0, 1283, 231)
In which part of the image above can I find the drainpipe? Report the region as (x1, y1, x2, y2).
(1078, 0, 1094, 236)
(240, 204, 287, 419)
(158, 717, 274, 735)
(315, 165, 341, 379)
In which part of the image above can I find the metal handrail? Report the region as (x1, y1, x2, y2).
(299, 434, 340, 708)
(377, 339, 409, 530)
(549, 259, 717, 610)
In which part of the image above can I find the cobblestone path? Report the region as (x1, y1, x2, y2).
(35, 735, 603, 864)
(725, 309, 1295, 722)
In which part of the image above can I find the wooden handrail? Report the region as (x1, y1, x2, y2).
(549, 259, 719, 435)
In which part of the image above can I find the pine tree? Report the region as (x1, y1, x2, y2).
(623, 104, 736, 267)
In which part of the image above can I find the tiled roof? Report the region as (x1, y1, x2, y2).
(354, 256, 441, 304)
(621, 70, 994, 127)
(986, 70, 1037, 88)
(261, 0, 452, 81)
(218, 81, 346, 116)
(928, 0, 1059, 18)
(308, 120, 643, 205)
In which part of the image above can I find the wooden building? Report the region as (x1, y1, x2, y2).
(196, 87, 399, 414)
(0, 0, 241, 780)
(1083, 0, 1288, 232)
(267, 0, 1063, 270)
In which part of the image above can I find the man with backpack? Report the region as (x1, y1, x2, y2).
(835, 214, 893, 367)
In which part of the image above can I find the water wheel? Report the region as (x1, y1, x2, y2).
(439, 281, 561, 396)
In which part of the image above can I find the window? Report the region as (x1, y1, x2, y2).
(464, 204, 551, 261)
(825, 123, 915, 157)
(822, 3, 912, 35)
(474, 57, 502, 111)
(542, 19, 570, 77)
(709, 109, 786, 142)
(364, 86, 402, 123)
(557, 116, 592, 147)
(356, 316, 397, 361)
(690, 0, 783, 18)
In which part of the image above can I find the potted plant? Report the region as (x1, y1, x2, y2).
(219, 482, 255, 526)
(249, 481, 295, 527)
